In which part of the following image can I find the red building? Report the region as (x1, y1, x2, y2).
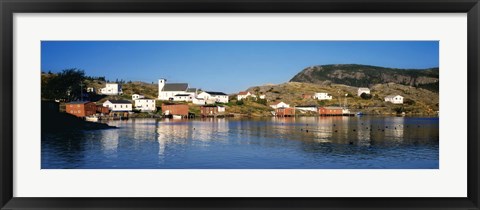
(161, 104, 189, 117)
(200, 106, 225, 116)
(276, 107, 295, 117)
(318, 107, 343, 115)
(66, 101, 96, 117)
(96, 105, 110, 114)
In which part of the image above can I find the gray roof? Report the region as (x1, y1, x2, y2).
(175, 94, 191, 97)
(107, 100, 131, 104)
(205, 91, 227, 96)
(186, 88, 197, 93)
(162, 83, 188, 91)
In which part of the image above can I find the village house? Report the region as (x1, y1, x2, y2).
(302, 93, 313, 99)
(357, 87, 371, 96)
(259, 94, 266, 99)
(269, 101, 290, 109)
(295, 105, 318, 112)
(385, 95, 404, 104)
(161, 104, 189, 117)
(314, 93, 333, 100)
(192, 97, 206, 105)
(66, 101, 96, 117)
(198, 91, 229, 104)
(103, 100, 132, 112)
(100, 83, 123, 95)
(200, 105, 226, 116)
(318, 107, 343, 115)
(132, 94, 145, 100)
(237, 91, 252, 100)
(134, 98, 156, 112)
(158, 79, 197, 101)
(275, 107, 295, 117)
(173, 94, 194, 102)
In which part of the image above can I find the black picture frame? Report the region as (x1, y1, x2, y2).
(1, 0, 479, 209)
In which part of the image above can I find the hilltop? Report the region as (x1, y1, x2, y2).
(290, 64, 439, 92)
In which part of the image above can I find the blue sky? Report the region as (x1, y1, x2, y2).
(41, 41, 439, 94)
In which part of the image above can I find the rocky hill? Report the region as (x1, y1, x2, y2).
(290, 64, 439, 92)
(241, 81, 439, 116)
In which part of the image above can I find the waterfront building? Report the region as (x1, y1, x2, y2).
(134, 98, 156, 112)
(275, 107, 295, 117)
(161, 104, 189, 117)
(100, 83, 123, 95)
(314, 93, 333, 100)
(357, 87, 371, 96)
(384, 95, 404, 104)
(66, 101, 96, 117)
(269, 101, 290, 109)
(199, 91, 229, 103)
(103, 100, 132, 112)
(200, 105, 226, 116)
(318, 107, 343, 115)
(295, 105, 318, 112)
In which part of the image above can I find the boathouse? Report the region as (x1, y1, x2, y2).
(66, 101, 96, 117)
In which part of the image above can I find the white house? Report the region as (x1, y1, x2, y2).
(134, 98, 156, 112)
(269, 101, 290, 109)
(357, 88, 371, 96)
(314, 93, 333, 100)
(100, 83, 123, 95)
(103, 100, 132, 112)
(86, 87, 96, 93)
(385, 95, 404, 104)
(237, 91, 252, 100)
(259, 94, 266, 99)
(192, 97, 206, 105)
(201, 91, 229, 103)
(295, 105, 318, 112)
(132, 94, 145, 100)
(158, 79, 195, 101)
(173, 94, 194, 102)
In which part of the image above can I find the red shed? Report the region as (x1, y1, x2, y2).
(161, 104, 189, 117)
(318, 107, 343, 116)
(276, 107, 295, 117)
(96, 105, 110, 114)
(66, 101, 96, 117)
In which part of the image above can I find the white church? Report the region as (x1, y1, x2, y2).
(158, 79, 197, 101)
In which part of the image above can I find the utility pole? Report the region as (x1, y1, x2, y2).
(80, 83, 84, 101)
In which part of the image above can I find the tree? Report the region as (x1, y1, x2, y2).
(41, 68, 86, 101)
(360, 93, 372, 100)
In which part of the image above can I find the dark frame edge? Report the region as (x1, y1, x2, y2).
(468, 1, 480, 209)
(1, 0, 480, 210)
(0, 0, 14, 209)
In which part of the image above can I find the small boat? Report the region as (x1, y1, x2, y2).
(356, 112, 364, 116)
(85, 116, 99, 122)
(172, 115, 182, 119)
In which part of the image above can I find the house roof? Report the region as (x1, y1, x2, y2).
(67, 101, 92, 104)
(358, 87, 370, 91)
(162, 83, 188, 91)
(270, 101, 286, 105)
(106, 100, 131, 104)
(296, 105, 317, 108)
(206, 91, 227, 96)
(238, 91, 250, 95)
(174, 94, 191, 97)
(186, 88, 197, 92)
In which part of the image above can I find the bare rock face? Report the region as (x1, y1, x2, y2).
(290, 64, 439, 92)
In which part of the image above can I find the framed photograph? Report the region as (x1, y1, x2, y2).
(1, 0, 479, 209)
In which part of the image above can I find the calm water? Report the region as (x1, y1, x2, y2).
(42, 117, 439, 169)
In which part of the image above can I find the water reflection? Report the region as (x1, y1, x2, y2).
(42, 116, 439, 169)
